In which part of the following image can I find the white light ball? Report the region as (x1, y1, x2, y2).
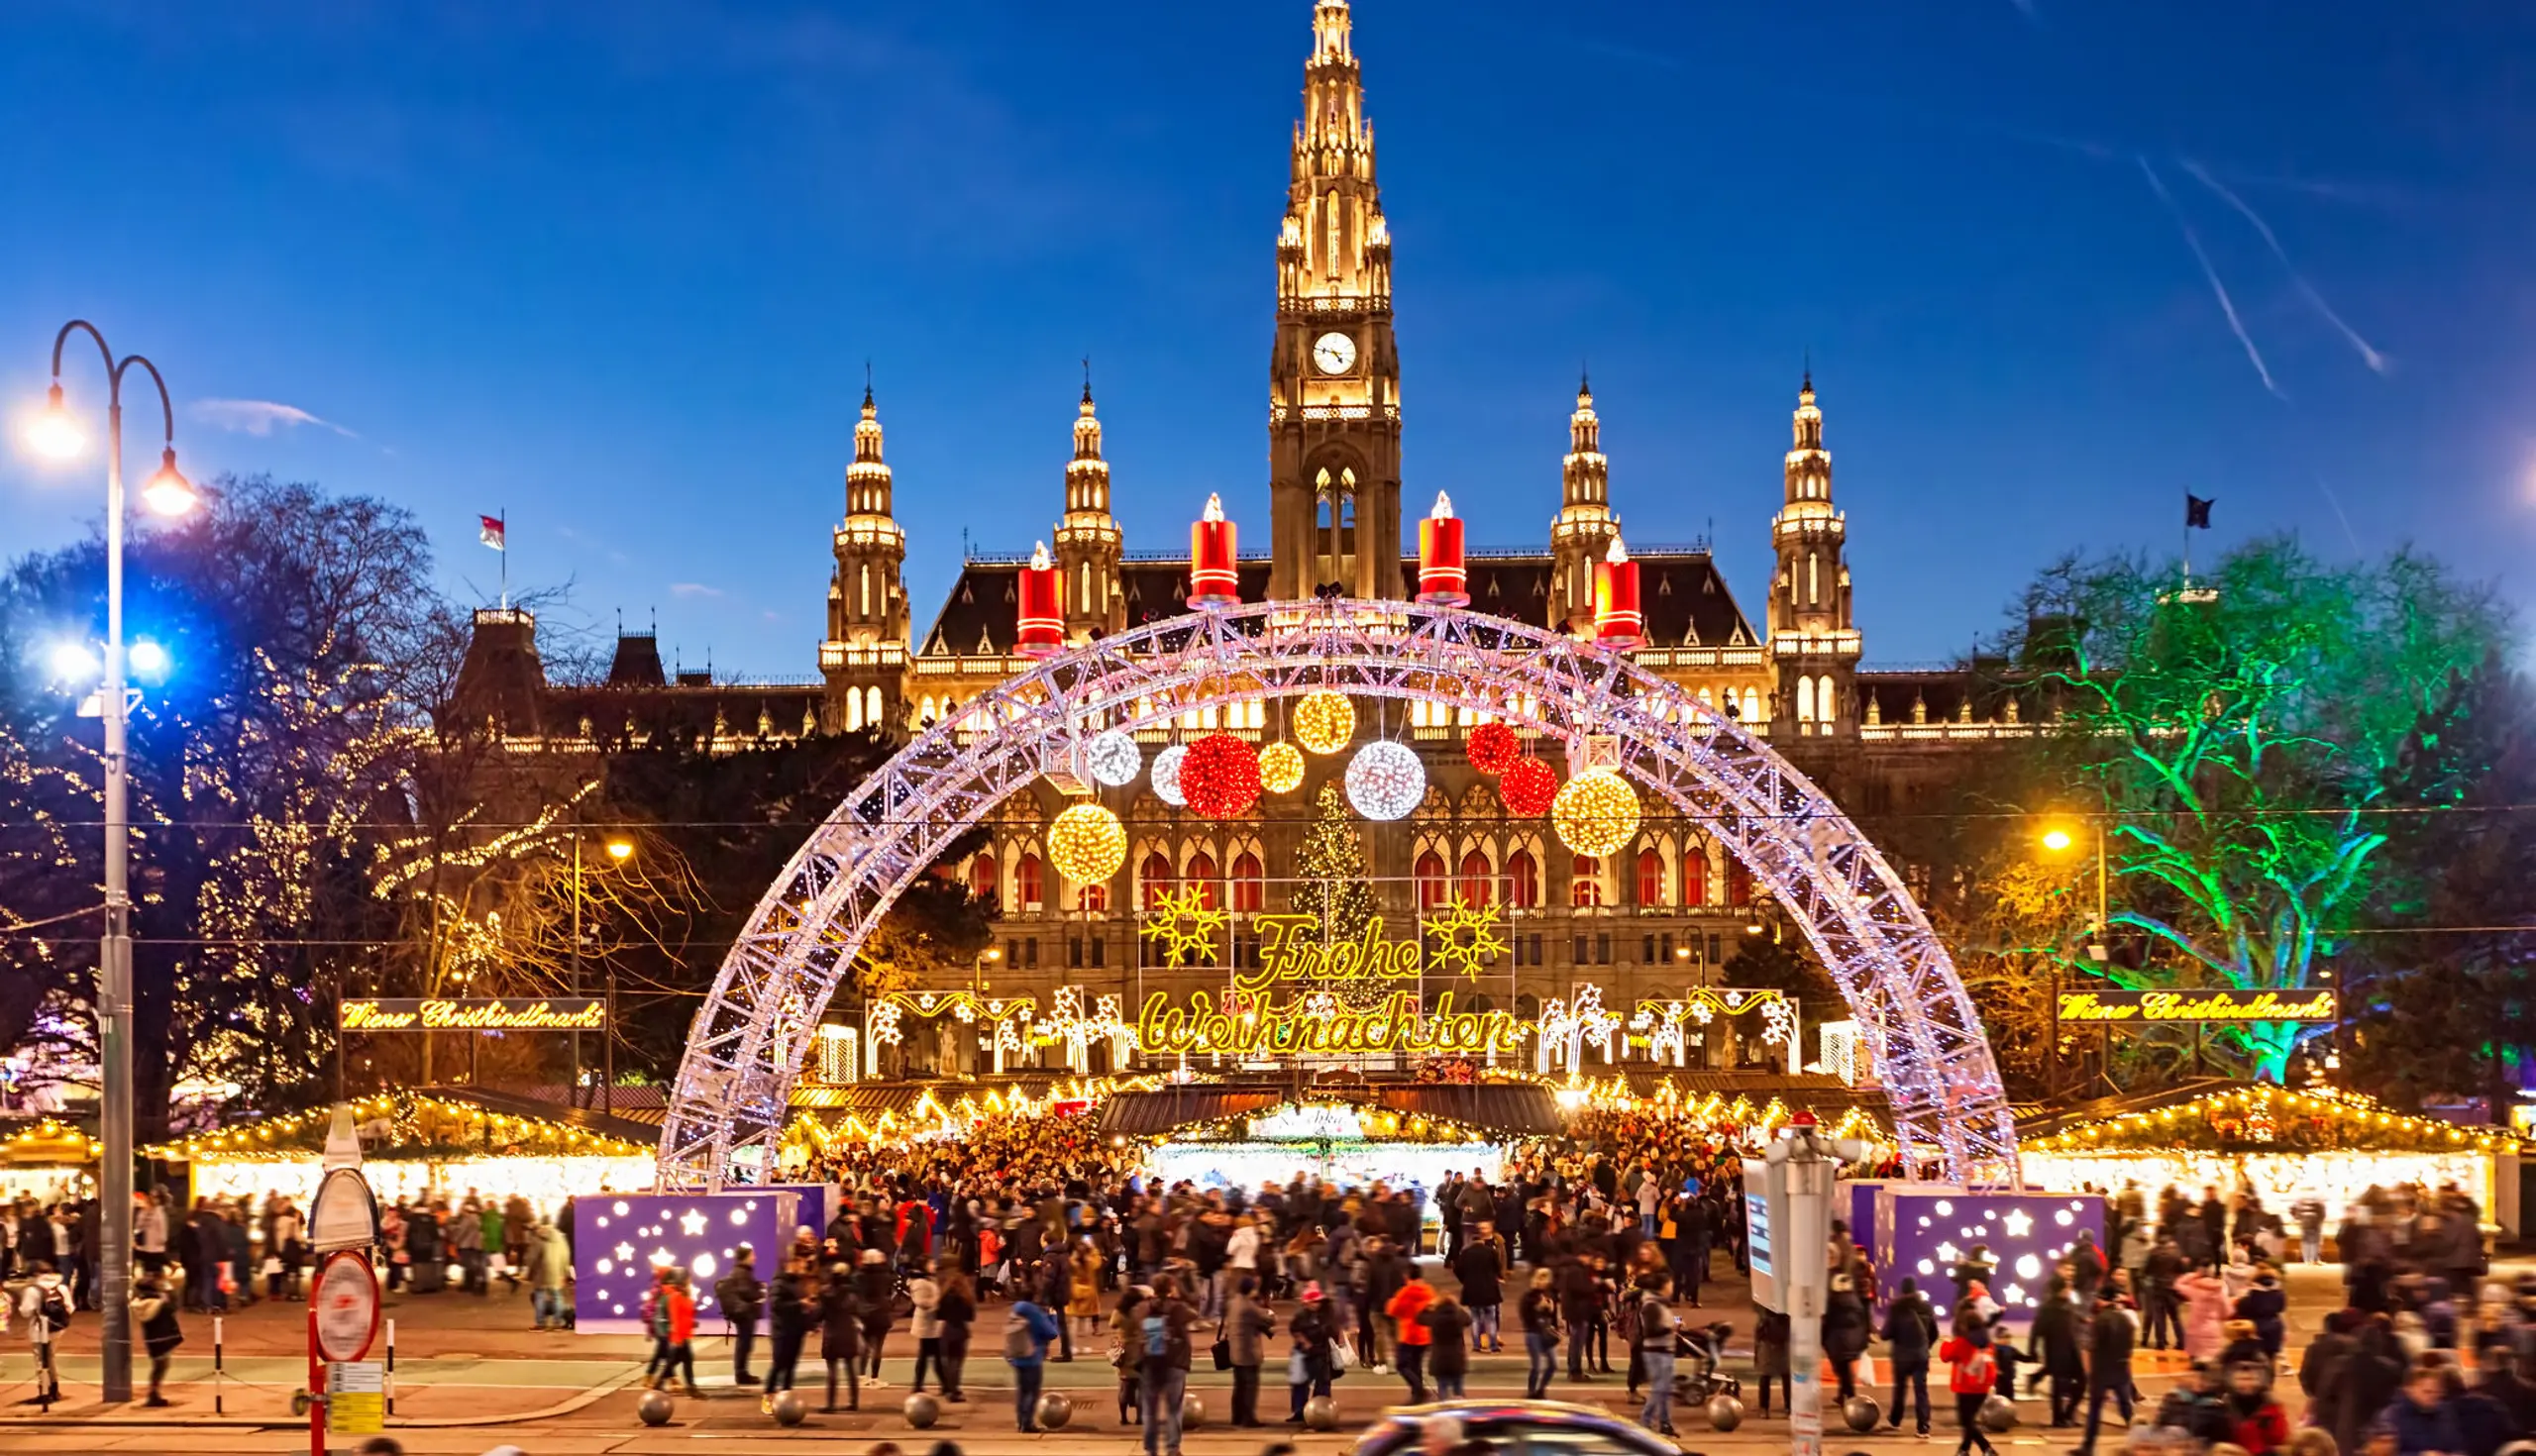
(1344, 740, 1425, 821)
(1152, 744, 1189, 806)
(1079, 728, 1141, 787)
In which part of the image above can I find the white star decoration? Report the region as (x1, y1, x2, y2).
(1936, 1241, 1960, 1264)
(679, 1209, 708, 1236)
(2002, 1208, 2034, 1238)
(614, 1242, 634, 1263)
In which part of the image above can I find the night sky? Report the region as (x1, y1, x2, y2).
(4, 2, 2528, 676)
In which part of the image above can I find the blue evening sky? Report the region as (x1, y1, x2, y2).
(3, 2, 2528, 677)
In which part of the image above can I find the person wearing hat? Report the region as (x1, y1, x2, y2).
(716, 1244, 765, 1387)
(1286, 1282, 1336, 1422)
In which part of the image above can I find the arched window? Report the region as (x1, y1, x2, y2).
(1637, 848, 1666, 906)
(1079, 562, 1092, 612)
(1571, 856, 1603, 908)
(1820, 679, 1837, 725)
(859, 563, 873, 617)
(865, 686, 882, 726)
(1015, 854, 1044, 911)
(1456, 850, 1493, 906)
(1796, 676, 1816, 723)
(1415, 850, 1448, 909)
(1506, 850, 1540, 908)
(1807, 552, 1820, 607)
(969, 854, 999, 907)
(1230, 852, 1265, 913)
(1742, 687, 1762, 724)
(1187, 851, 1220, 910)
(1140, 852, 1175, 911)
(1683, 848, 1708, 907)
(844, 690, 864, 733)
(1079, 883, 1109, 912)
(1728, 860, 1752, 907)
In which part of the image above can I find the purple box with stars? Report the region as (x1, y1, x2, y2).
(573, 1190, 799, 1334)
(1870, 1186, 2107, 1327)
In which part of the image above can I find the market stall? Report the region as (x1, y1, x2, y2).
(2020, 1083, 2526, 1234)
(0, 1118, 96, 1204)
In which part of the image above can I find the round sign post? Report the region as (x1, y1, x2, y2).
(308, 1249, 379, 1454)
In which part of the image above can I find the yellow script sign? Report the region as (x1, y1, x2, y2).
(338, 997, 606, 1032)
(2056, 988, 2337, 1023)
(1138, 988, 1525, 1058)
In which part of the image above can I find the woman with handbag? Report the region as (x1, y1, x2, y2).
(1110, 1287, 1147, 1426)
(1286, 1283, 1337, 1422)
(1520, 1268, 1562, 1400)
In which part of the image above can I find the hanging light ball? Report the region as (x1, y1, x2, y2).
(1258, 740, 1306, 795)
(1181, 732, 1263, 818)
(1499, 756, 1558, 817)
(1151, 744, 1190, 806)
(1465, 721, 1523, 776)
(1046, 802, 1127, 884)
(1292, 690, 1356, 755)
(1553, 768, 1642, 857)
(1344, 740, 1426, 822)
(1078, 728, 1141, 788)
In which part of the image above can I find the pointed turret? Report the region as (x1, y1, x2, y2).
(1549, 375, 1621, 633)
(1054, 369, 1125, 641)
(823, 380, 910, 734)
(1766, 370, 1859, 740)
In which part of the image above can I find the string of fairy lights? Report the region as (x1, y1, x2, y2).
(137, 1091, 648, 1164)
(2027, 1084, 2528, 1156)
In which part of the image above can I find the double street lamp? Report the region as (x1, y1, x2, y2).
(21, 319, 200, 1404)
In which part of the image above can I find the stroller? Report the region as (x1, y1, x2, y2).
(1673, 1320, 1741, 1405)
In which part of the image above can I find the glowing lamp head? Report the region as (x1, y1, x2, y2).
(605, 839, 636, 862)
(47, 641, 100, 683)
(2040, 826, 2075, 854)
(141, 448, 198, 517)
(127, 640, 171, 679)
(26, 383, 82, 461)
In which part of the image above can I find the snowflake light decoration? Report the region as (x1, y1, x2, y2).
(1138, 884, 1227, 966)
(1344, 740, 1425, 821)
(1151, 743, 1190, 806)
(1293, 690, 1355, 755)
(1420, 896, 1509, 981)
(1258, 740, 1306, 795)
(1078, 728, 1141, 787)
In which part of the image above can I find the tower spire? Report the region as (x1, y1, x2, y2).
(1766, 370, 1858, 739)
(1056, 372, 1123, 640)
(824, 369, 908, 734)
(1551, 378, 1619, 633)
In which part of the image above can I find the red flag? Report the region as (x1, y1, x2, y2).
(478, 514, 506, 551)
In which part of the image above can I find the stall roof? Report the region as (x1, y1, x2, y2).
(1098, 1086, 1289, 1137)
(1374, 1084, 1562, 1136)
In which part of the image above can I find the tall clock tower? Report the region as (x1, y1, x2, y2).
(1268, 0, 1404, 602)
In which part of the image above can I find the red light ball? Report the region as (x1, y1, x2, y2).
(1499, 757, 1557, 816)
(1465, 722, 1523, 776)
(1181, 732, 1263, 818)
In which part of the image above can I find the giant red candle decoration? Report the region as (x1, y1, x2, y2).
(1593, 536, 1643, 649)
(1189, 493, 1239, 606)
(1417, 490, 1468, 605)
(1016, 541, 1063, 657)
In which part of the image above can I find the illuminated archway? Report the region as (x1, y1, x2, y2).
(660, 601, 2017, 1186)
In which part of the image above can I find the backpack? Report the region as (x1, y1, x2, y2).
(1004, 1307, 1037, 1360)
(1142, 1311, 1169, 1359)
(40, 1287, 70, 1334)
(649, 1292, 673, 1337)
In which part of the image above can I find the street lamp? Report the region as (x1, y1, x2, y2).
(572, 835, 638, 1112)
(21, 319, 196, 1404)
(2039, 815, 2114, 1098)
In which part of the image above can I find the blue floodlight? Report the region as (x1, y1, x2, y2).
(128, 640, 171, 680)
(47, 641, 100, 683)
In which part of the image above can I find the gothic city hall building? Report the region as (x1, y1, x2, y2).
(455, 1, 2041, 1079)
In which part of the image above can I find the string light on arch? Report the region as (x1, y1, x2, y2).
(1078, 728, 1141, 787)
(1553, 767, 1641, 857)
(1181, 732, 1262, 818)
(1046, 801, 1128, 884)
(1344, 740, 1425, 821)
(1499, 756, 1558, 817)
(1293, 690, 1355, 755)
(1466, 721, 1523, 776)
(1151, 744, 1190, 806)
(1258, 740, 1306, 795)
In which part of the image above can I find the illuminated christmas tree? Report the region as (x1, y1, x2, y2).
(1290, 781, 1375, 942)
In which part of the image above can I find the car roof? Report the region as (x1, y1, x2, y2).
(1352, 1399, 1680, 1456)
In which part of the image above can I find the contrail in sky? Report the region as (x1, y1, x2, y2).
(2138, 156, 2284, 400)
(2181, 157, 2390, 375)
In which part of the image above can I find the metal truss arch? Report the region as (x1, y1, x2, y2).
(659, 601, 2019, 1187)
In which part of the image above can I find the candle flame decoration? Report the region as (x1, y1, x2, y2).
(1029, 540, 1051, 570)
(1430, 490, 1454, 520)
(1202, 493, 1225, 523)
(1607, 536, 1629, 565)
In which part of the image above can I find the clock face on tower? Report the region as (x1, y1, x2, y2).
(1312, 332, 1358, 375)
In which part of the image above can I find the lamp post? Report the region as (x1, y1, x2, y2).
(23, 319, 198, 1404)
(2040, 817, 2111, 1098)
(578, 837, 634, 1117)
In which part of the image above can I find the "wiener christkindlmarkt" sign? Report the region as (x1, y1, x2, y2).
(2055, 988, 2337, 1024)
(338, 997, 606, 1032)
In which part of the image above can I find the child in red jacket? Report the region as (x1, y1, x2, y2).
(1937, 1316, 2000, 1456)
(2222, 1360, 2289, 1455)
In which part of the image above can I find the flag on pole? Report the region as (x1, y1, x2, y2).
(478, 514, 507, 551)
(2184, 494, 2214, 530)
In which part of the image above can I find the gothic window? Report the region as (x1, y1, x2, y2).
(1015, 854, 1044, 911)
(865, 686, 883, 726)
(859, 564, 873, 617)
(1456, 849, 1493, 906)
(1742, 687, 1762, 723)
(1571, 856, 1603, 908)
(1637, 848, 1667, 907)
(1728, 860, 1752, 908)
(1808, 553, 1820, 607)
(1506, 849, 1540, 908)
(1140, 852, 1175, 911)
(1079, 563, 1092, 612)
(970, 854, 999, 907)
(1186, 851, 1220, 910)
(1415, 850, 1448, 909)
(1230, 852, 1265, 913)
(844, 690, 864, 733)
(1683, 846, 1708, 906)
(1797, 676, 1817, 723)
(1821, 680, 1838, 725)
(1080, 883, 1110, 913)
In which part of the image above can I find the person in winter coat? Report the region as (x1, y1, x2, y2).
(1823, 1270, 1871, 1401)
(1423, 1292, 1475, 1403)
(1225, 1275, 1277, 1426)
(1286, 1284, 1337, 1420)
(2173, 1267, 2227, 1363)
(2029, 1280, 2086, 1427)
(1518, 1267, 1561, 1400)
(1004, 1294, 1062, 1432)
(653, 1269, 700, 1396)
(1452, 1224, 1506, 1353)
(818, 1263, 864, 1411)
(855, 1249, 893, 1383)
(2154, 1363, 2237, 1448)
(2074, 1290, 2138, 1456)
(2378, 1365, 2464, 1456)
(2222, 1360, 2290, 1456)
(132, 1267, 183, 1406)
(716, 1245, 765, 1387)
(1110, 1287, 1148, 1428)
(15, 1261, 68, 1402)
(2235, 1269, 2288, 1359)
(1068, 1239, 1105, 1347)
(1385, 1263, 1437, 1404)
(1631, 1277, 1676, 1436)
(906, 1263, 944, 1393)
(1753, 1308, 1793, 1415)
(934, 1267, 978, 1403)
(523, 1218, 571, 1330)
(763, 1258, 810, 1398)
(1880, 1277, 1939, 1435)
(1937, 1315, 2002, 1456)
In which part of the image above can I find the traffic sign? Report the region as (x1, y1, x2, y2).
(312, 1252, 379, 1364)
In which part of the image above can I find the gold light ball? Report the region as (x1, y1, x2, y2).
(1046, 801, 1127, 884)
(1292, 690, 1355, 755)
(1552, 768, 1641, 858)
(1259, 740, 1306, 794)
